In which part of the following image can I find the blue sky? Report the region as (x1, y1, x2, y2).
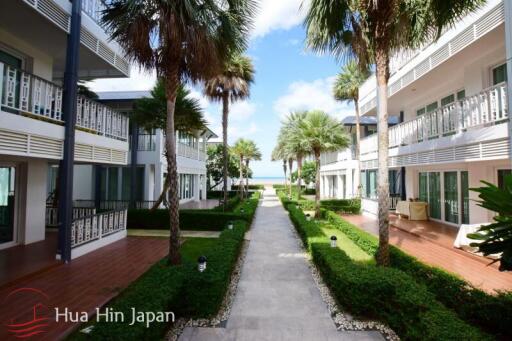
(89, 0, 354, 177)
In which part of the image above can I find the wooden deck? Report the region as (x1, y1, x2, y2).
(0, 236, 168, 340)
(341, 214, 512, 293)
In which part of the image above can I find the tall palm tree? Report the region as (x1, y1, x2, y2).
(204, 54, 255, 209)
(304, 0, 483, 265)
(132, 80, 207, 209)
(281, 111, 309, 199)
(244, 140, 262, 196)
(271, 144, 288, 189)
(333, 61, 370, 197)
(275, 130, 296, 198)
(296, 110, 350, 217)
(103, 0, 254, 265)
(231, 138, 252, 199)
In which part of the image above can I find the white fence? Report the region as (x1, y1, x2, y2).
(361, 83, 508, 154)
(177, 142, 206, 161)
(45, 207, 97, 227)
(0, 61, 129, 141)
(71, 209, 127, 248)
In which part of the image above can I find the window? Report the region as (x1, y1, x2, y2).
(368, 170, 377, 199)
(444, 172, 458, 224)
(419, 172, 441, 219)
(426, 101, 438, 113)
(461, 171, 469, 224)
(498, 169, 511, 190)
(441, 94, 455, 107)
(416, 108, 426, 116)
(360, 171, 367, 198)
(456, 89, 465, 100)
(492, 63, 507, 85)
(121, 167, 144, 201)
(107, 168, 119, 200)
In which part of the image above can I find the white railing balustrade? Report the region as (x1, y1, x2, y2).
(360, 83, 508, 153)
(81, 0, 106, 26)
(389, 195, 401, 211)
(177, 142, 201, 160)
(71, 209, 127, 247)
(0, 61, 129, 141)
(45, 207, 97, 227)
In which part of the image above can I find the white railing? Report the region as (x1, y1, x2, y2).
(135, 134, 156, 151)
(81, 0, 106, 26)
(0, 62, 129, 141)
(71, 209, 127, 248)
(177, 142, 205, 161)
(360, 83, 508, 153)
(389, 195, 401, 210)
(45, 207, 97, 227)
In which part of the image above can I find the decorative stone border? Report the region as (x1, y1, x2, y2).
(288, 223, 400, 341)
(166, 241, 249, 340)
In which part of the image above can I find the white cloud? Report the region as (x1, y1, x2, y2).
(203, 101, 258, 143)
(252, 0, 308, 39)
(87, 66, 156, 92)
(273, 77, 354, 119)
(230, 101, 257, 122)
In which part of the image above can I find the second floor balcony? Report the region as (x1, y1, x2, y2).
(360, 83, 509, 162)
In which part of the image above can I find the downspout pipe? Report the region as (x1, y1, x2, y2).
(57, 0, 82, 263)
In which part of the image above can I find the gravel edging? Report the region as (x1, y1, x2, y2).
(165, 240, 249, 341)
(288, 221, 400, 341)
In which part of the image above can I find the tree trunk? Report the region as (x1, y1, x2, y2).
(283, 160, 287, 188)
(375, 47, 390, 266)
(151, 173, 170, 211)
(355, 99, 362, 198)
(296, 155, 303, 200)
(238, 156, 244, 199)
(165, 70, 182, 265)
(288, 158, 294, 198)
(245, 159, 250, 199)
(222, 92, 230, 210)
(314, 151, 321, 217)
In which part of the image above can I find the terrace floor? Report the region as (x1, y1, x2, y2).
(0, 236, 168, 340)
(341, 214, 512, 293)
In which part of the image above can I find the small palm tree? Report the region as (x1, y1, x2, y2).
(231, 139, 252, 199)
(296, 110, 350, 216)
(333, 61, 369, 196)
(304, 0, 483, 265)
(281, 111, 310, 199)
(204, 54, 255, 209)
(244, 140, 262, 196)
(275, 130, 296, 198)
(271, 144, 288, 189)
(103, 0, 254, 265)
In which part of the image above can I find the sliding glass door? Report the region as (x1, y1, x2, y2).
(0, 166, 16, 247)
(418, 172, 441, 220)
(444, 172, 458, 224)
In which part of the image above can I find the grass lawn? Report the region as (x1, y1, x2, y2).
(319, 223, 374, 263)
(181, 237, 219, 263)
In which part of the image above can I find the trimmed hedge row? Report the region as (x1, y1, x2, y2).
(320, 199, 361, 214)
(325, 211, 512, 340)
(206, 190, 238, 199)
(231, 184, 264, 190)
(76, 221, 249, 340)
(283, 202, 491, 340)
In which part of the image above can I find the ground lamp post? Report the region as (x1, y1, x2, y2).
(198, 256, 207, 272)
(330, 236, 337, 248)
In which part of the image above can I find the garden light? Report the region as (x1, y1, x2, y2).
(228, 221, 234, 230)
(330, 236, 337, 248)
(306, 214, 311, 221)
(198, 255, 207, 272)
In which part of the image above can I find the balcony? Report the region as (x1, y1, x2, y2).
(177, 142, 206, 161)
(1, 61, 129, 141)
(361, 83, 508, 156)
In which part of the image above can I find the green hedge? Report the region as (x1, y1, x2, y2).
(206, 190, 238, 199)
(231, 184, 264, 190)
(284, 203, 491, 340)
(320, 199, 361, 214)
(233, 191, 261, 225)
(73, 221, 249, 340)
(212, 195, 241, 212)
(324, 211, 512, 340)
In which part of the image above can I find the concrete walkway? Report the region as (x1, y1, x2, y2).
(180, 188, 383, 341)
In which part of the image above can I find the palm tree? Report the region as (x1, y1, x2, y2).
(103, 0, 254, 265)
(275, 129, 296, 198)
(296, 110, 349, 217)
(281, 111, 309, 199)
(204, 54, 255, 209)
(231, 138, 252, 199)
(333, 61, 369, 197)
(132, 80, 207, 209)
(304, 0, 483, 265)
(244, 140, 262, 196)
(271, 144, 288, 189)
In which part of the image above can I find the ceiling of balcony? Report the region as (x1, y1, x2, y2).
(0, 0, 127, 81)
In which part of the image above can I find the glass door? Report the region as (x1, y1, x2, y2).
(444, 172, 459, 224)
(460, 171, 469, 224)
(418, 172, 441, 220)
(0, 166, 16, 247)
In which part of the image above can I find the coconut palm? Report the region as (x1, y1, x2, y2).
(103, 0, 254, 265)
(333, 61, 370, 196)
(271, 144, 288, 189)
(244, 140, 262, 196)
(204, 54, 255, 209)
(275, 129, 296, 198)
(281, 111, 310, 199)
(295, 110, 350, 217)
(132, 80, 207, 209)
(304, 0, 483, 265)
(231, 138, 252, 199)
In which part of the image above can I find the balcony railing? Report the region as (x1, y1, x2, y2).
(45, 207, 97, 227)
(81, 0, 106, 26)
(71, 209, 127, 248)
(0, 62, 129, 141)
(135, 134, 156, 151)
(361, 83, 508, 154)
(177, 142, 206, 161)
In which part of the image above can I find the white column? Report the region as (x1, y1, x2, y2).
(504, 0, 512, 165)
(193, 174, 200, 201)
(152, 164, 162, 201)
(319, 175, 324, 199)
(346, 169, 354, 198)
(21, 160, 47, 244)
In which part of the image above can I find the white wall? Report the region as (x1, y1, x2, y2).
(21, 159, 47, 244)
(73, 165, 94, 200)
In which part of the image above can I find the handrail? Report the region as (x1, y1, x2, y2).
(0, 61, 129, 141)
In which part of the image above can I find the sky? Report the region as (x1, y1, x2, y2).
(88, 0, 355, 177)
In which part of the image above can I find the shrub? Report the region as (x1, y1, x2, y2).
(324, 211, 512, 340)
(233, 191, 261, 225)
(212, 195, 241, 212)
(231, 184, 264, 190)
(206, 190, 238, 199)
(303, 188, 316, 195)
(320, 199, 361, 214)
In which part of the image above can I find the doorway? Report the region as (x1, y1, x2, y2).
(0, 166, 17, 249)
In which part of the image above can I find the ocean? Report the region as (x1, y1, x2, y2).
(249, 177, 286, 185)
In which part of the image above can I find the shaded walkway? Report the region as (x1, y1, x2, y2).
(342, 214, 512, 293)
(181, 188, 383, 341)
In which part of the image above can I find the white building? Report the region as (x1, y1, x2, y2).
(0, 0, 130, 258)
(73, 91, 217, 207)
(320, 0, 511, 228)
